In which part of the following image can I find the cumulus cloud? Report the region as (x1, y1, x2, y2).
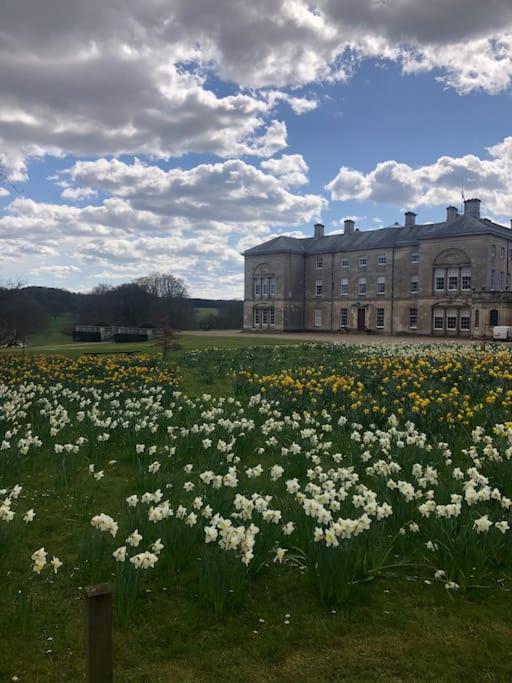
(0, 156, 325, 295)
(2, 1, 512, 177)
(63, 157, 325, 224)
(260, 155, 309, 187)
(32, 265, 81, 279)
(326, 136, 512, 218)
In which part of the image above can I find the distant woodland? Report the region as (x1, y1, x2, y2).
(0, 273, 242, 342)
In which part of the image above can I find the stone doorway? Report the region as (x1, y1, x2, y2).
(357, 308, 366, 331)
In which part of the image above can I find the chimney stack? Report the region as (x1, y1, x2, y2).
(404, 211, 416, 227)
(464, 198, 481, 218)
(446, 206, 459, 223)
(314, 222, 324, 239)
(344, 219, 355, 235)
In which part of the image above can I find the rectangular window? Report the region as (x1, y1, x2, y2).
(433, 313, 444, 330)
(254, 308, 261, 325)
(262, 278, 268, 295)
(410, 276, 419, 294)
(358, 277, 367, 296)
(409, 308, 418, 329)
(340, 308, 348, 327)
(316, 255, 323, 269)
(358, 256, 367, 268)
(411, 252, 420, 264)
(269, 308, 275, 325)
(491, 270, 496, 289)
(377, 254, 386, 266)
(460, 310, 470, 331)
(434, 268, 445, 292)
(315, 280, 323, 296)
(269, 277, 276, 296)
(491, 244, 496, 257)
(314, 309, 322, 327)
(341, 257, 349, 268)
(447, 311, 457, 330)
(377, 276, 385, 294)
(447, 267, 458, 291)
(461, 267, 471, 290)
(254, 278, 261, 296)
(262, 308, 268, 325)
(500, 271, 505, 289)
(340, 278, 349, 296)
(474, 309, 480, 328)
(376, 308, 384, 329)
(501, 246, 505, 260)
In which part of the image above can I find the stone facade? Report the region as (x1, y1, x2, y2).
(243, 199, 512, 338)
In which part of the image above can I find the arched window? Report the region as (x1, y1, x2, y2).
(253, 263, 276, 298)
(490, 309, 499, 326)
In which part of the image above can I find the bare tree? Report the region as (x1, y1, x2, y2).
(135, 272, 188, 299)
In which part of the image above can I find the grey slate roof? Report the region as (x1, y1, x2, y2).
(244, 214, 512, 256)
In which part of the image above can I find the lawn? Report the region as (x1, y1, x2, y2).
(27, 314, 74, 347)
(1, 344, 512, 681)
(18, 331, 297, 356)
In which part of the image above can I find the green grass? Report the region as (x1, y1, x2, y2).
(8, 333, 297, 357)
(194, 306, 219, 321)
(28, 314, 74, 347)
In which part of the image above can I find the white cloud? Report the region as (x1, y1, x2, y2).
(60, 186, 98, 201)
(260, 155, 309, 187)
(64, 157, 325, 225)
(326, 135, 512, 219)
(32, 265, 81, 279)
(0, 155, 325, 295)
(2, 1, 512, 177)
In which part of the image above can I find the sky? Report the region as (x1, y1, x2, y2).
(2, 0, 512, 298)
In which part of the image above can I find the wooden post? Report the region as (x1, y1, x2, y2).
(85, 583, 113, 682)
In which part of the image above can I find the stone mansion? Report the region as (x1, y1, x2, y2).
(243, 199, 512, 337)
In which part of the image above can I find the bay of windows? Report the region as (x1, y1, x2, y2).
(433, 266, 472, 294)
(253, 307, 275, 326)
(254, 276, 276, 298)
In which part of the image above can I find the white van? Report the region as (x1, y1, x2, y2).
(493, 326, 512, 341)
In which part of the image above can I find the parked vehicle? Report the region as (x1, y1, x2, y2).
(493, 326, 512, 341)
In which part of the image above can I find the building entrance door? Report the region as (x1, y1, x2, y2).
(357, 308, 366, 331)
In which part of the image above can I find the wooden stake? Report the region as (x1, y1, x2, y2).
(85, 583, 113, 682)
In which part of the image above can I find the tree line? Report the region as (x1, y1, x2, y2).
(0, 273, 242, 343)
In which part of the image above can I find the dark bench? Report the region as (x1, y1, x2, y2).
(85, 351, 136, 357)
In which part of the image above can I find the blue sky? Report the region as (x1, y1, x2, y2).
(2, 1, 512, 297)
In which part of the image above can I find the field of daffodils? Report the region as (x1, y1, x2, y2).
(2, 343, 512, 679)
